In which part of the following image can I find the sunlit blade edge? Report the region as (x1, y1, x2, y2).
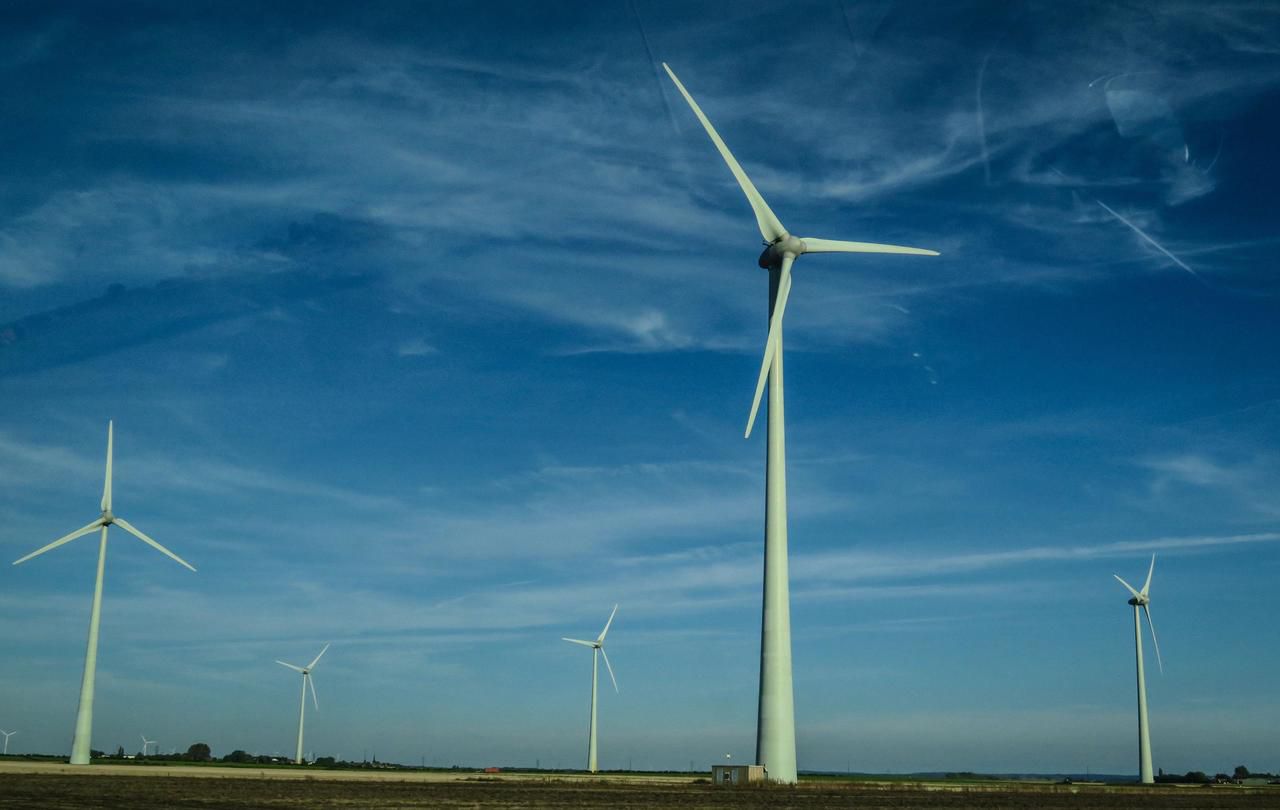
(1143, 604, 1163, 674)
(662, 63, 787, 243)
(113, 517, 196, 572)
(308, 643, 330, 670)
(12, 518, 105, 565)
(800, 237, 939, 256)
(1141, 554, 1155, 596)
(1113, 574, 1142, 600)
(597, 604, 619, 643)
(745, 258, 793, 438)
(102, 421, 114, 513)
(600, 647, 619, 693)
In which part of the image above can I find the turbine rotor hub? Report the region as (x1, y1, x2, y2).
(100, 510, 115, 524)
(757, 235, 803, 268)
(1128, 596, 1149, 606)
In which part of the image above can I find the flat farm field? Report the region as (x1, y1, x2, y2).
(0, 765, 1276, 809)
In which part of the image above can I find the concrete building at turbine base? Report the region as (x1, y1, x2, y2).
(712, 764, 766, 785)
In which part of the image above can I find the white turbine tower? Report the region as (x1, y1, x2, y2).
(0, 730, 15, 755)
(1114, 554, 1163, 785)
(11, 421, 196, 766)
(140, 734, 156, 757)
(562, 605, 619, 774)
(663, 64, 938, 784)
(276, 643, 329, 765)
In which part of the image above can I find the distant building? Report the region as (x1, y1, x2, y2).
(711, 764, 766, 785)
(483, 767, 501, 774)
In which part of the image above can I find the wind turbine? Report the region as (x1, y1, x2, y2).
(1114, 554, 1163, 785)
(0, 730, 15, 755)
(276, 643, 329, 765)
(11, 421, 196, 766)
(562, 604, 619, 774)
(662, 64, 938, 784)
(140, 734, 156, 757)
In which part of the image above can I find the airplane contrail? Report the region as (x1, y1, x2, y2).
(1095, 199, 1201, 281)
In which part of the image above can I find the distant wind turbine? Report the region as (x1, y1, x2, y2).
(277, 644, 329, 765)
(1114, 554, 1164, 785)
(0, 729, 15, 755)
(662, 64, 938, 784)
(562, 605, 619, 774)
(140, 734, 156, 757)
(11, 421, 196, 766)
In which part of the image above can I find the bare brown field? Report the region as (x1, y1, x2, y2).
(0, 765, 1277, 810)
(0, 762, 1274, 803)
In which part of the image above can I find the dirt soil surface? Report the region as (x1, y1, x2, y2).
(0, 765, 1276, 809)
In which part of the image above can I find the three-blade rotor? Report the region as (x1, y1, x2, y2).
(11, 421, 196, 572)
(562, 604, 619, 692)
(662, 64, 940, 438)
(277, 643, 329, 709)
(1115, 555, 1163, 673)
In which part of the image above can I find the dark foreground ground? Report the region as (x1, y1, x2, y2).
(1, 775, 1278, 810)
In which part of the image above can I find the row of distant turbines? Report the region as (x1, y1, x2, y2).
(9, 66, 1166, 783)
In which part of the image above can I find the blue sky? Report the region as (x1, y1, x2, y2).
(1, 1, 1278, 775)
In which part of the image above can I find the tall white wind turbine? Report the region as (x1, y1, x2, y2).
(140, 734, 156, 757)
(11, 421, 196, 766)
(562, 605, 619, 774)
(1114, 554, 1163, 785)
(0, 729, 15, 755)
(663, 64, 938, 783)
(276, 643, 329, 765)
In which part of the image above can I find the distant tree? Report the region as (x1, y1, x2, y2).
(115, 745, 125, 758)
(186, 742, 212, 762)
(315, 756, 336, 767)
(1233, 766, 1250, 780)
(222, 750, 252, 764)
(90, 749, 105, 759)
(1214, 773, 1230, 783)
(1184, 772, 1209, 783)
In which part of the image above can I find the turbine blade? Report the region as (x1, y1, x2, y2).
(1113, 574, 1142, 601)
(562, 637, 595, 648)
(746, 255, 794, 439)
(662, 63, 787, 244)
(597, 604, 619, 643)
(113, 517, 197, 572)
(276, 660, 306, 674)
(600, 647, 619, 693)
(1143, 604, 1164, 675)
(308, 643, 330, 670)
(800, 237, 939, 257)
(102, 420, 114, 513)
(308, 673, 319, 710)
(1141, 554, 1155, 597)
(12, 518, 105, 565)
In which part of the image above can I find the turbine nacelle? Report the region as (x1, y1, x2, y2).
(757, 236, 801, 269)
(100, 510, 115, 525)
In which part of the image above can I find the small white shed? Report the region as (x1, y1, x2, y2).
(711, 764, 766, 785)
